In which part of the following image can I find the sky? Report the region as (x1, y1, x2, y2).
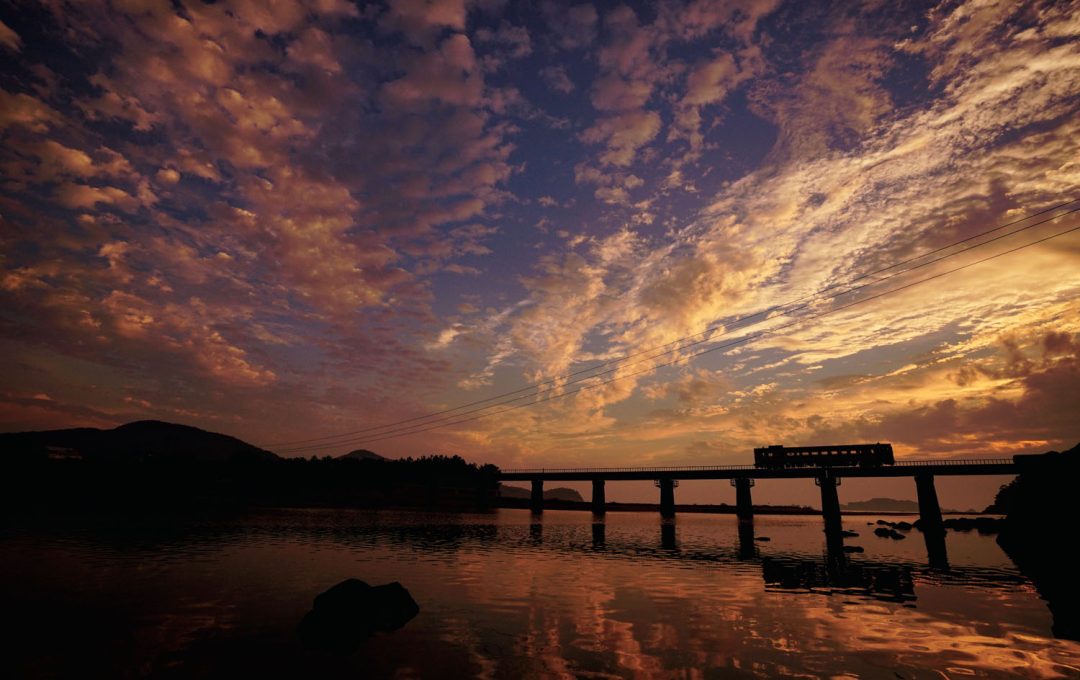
(1, 0, 1079, 508)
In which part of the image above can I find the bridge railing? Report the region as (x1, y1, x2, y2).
(500, 458, 1015, 474)
(502, 464, 758, 474)
(891, 459, 1014, 467)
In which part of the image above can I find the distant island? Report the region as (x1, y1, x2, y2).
(499, 484, 583, 502)
(2, 420, 498, 513)
(842, 497, 975, 514)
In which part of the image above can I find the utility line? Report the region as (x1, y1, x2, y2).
(273, 204, 1079, 451)
(265, 199, 1075, 451)
(269, 199, 1078, 448)
(274, 217, 1080, 453)
(270, 198, 1078, 448)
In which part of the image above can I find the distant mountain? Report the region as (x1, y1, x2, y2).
(498, 484, 584, 502)
(843, 497, 971, 513)
(340, 449, 386, 461)
(0, 420, 278, 463)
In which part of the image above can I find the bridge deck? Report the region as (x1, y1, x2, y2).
(498, 459, 1017, 481)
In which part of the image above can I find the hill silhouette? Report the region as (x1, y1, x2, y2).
(3, 421, 500, 513)
(0, 420, 278, 463)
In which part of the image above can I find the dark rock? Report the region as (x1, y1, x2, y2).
(842, 545, 864, 553)
(755, 536, 771, 542)
(841, 530, 859, 537)
(894, 521, 913, 531)
(873, 527, 907, 540)
(298, 579, 419, 654)
(943, 517, 1003, 534)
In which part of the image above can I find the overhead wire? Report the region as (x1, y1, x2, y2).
(269, 198, 1079, 448)
(278, 219, 1080, 451)
(270, 200, 1080, 453)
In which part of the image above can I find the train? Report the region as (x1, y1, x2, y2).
(753, 443, 895, 469)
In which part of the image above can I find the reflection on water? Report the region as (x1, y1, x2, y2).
(761, 555, 916, 603)
(2, 508, 1078, 679)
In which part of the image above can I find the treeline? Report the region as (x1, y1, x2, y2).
(5, 454, 501, 513)
(985, 443, 1080, 641)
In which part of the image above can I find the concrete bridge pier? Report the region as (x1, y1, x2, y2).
(661, 520, 677, 550)
(923, 528, 949, 569)
(915, 473, 949, 568)
(657, 478, 677, 518)
(737, 520, 757, 560)
(915, 473, 945, 535)
(591, 479, 606, 515)
(733, 477, 755, 522)
(816, 474, 844, 536)
(530, 479, 544, 513)
(592, 521, 605, 548)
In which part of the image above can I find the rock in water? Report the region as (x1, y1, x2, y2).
(298, 579, 419, 654)
(873, 527, 907, 540)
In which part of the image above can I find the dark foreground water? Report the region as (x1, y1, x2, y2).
(2, 508, 1078, 679)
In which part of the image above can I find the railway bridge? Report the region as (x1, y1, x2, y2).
(498, 457, 1026, 538)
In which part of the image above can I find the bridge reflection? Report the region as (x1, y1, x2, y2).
(523, 515, 1031, 605)
(502, 457, 1024, 556)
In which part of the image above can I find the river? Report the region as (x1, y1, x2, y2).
(2, 508, 1077, 678)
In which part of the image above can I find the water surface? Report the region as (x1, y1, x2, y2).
(3, 508, 1077, 678)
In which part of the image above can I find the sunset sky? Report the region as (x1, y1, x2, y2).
(2, 0, 1078, 507)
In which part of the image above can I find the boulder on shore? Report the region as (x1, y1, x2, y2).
(298, 579, 419, 654)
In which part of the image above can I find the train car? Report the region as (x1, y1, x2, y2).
(753, 443, 895, 469)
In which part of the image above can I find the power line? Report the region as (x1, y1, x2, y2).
(267, 198, 1080, 453)
(290, 220, 1080, 449)
(277, 209, 1078, 453)
(273, 204, 1080, 452)
(274, 217, 1080, 453)
(268, 198, 1079, 448)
